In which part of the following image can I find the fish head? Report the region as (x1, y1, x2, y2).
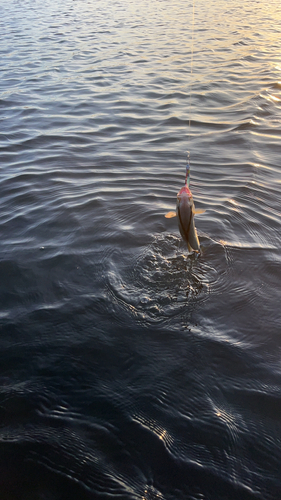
(177, 184, 193, 209)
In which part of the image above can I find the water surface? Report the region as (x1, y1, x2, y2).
(0, 0, 281, 499)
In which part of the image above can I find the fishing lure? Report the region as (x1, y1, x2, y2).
(165, 163, 205, 253)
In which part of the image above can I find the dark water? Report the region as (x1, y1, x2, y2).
(1, 0, 281, 498)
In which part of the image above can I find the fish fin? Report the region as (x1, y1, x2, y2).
(165, 211, 177, 218)
(193, 209, 206, 214)
(192, 204, 205, 215)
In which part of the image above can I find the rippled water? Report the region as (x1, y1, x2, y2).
(1, 0, 281, 498)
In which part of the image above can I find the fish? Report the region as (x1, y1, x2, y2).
(165, 165, 205, 253)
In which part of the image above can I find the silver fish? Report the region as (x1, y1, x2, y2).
(165, 182, 205, 252)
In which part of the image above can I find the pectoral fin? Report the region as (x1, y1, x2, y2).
(165, 211, 177, 218)
(192, 204, 206, 215)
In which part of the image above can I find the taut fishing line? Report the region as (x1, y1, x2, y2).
(187, 0, 196, 179)
(166, 0, 204, 254)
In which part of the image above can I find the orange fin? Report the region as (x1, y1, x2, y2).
(165, 211, 177, 218)
(192, 204, 206, 215)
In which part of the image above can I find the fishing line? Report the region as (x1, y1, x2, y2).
(186, 0, 196, 183)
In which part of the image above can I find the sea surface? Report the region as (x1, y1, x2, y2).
(1, 0, 281, 498)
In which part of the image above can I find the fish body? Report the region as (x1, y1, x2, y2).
(177, 184, 200, 253)
(165, 163, 204, 252)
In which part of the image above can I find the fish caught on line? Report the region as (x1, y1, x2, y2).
(165, 164, 205, 253)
